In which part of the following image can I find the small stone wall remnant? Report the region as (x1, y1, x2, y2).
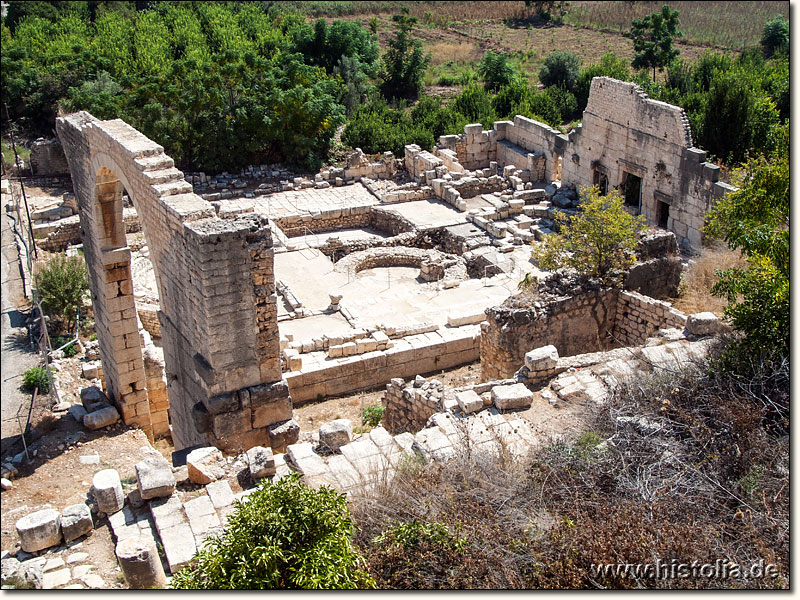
(30, 138, 70, 176)
(382, 377, 443, 435)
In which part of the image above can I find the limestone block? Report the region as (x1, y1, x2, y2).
(83, 406, 119, 430)
(184, 495, 221, 538)
(92, 469, 124, 514)
(158, 523, 196, 574)
(186, 447, 226, 485)
(67, 404, 88, 422)
(685, 312, 729, 336)
(16, 509, 62, 553)
(60, 504, 93, 542)
(286, 443, 328, 477)
(524, 345, 559, 372)
(318, 419, 353, 452)
(491, 383, 534, 410)
(135, 456, 176, 500)
(205, 480, 235, 509)
(268, 419, 300, 453)
(116, 534, 167, 589)
(80, 386, 109, 409)
(246, 445, 275, 480)
(251, 389, 292, 429)
(455, 390, 483, 414)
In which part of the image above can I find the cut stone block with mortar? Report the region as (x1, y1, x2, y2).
(685, 312, 729, 336)
(135, 456, 176, 500)
(318, 419, 353, 452)
(246, 446, 275, 480)
(92, 469, 124, 514)
(15, 509, 62, 553)
(455, 390, 483, 414)
(491, 383, 534, 410)
(186, 447, 226, 485)
(60, 504, 93, 542)
(83, 406, 119, 430)
(524, 345, 559, 371)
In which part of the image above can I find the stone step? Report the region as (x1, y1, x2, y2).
(143, 168, 185, 186)
(134, 154, 175, 171)
(153, 180, 193, 197)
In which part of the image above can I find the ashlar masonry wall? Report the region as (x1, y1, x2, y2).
(562, 77, 734, 250)
(56, 112, 292, 453)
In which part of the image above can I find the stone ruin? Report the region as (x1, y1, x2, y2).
(48, 76, 734, 455)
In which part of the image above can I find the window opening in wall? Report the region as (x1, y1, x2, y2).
(593, 169, 608, 195)
(623, 172, 642, 212)
(657, 199, 670, 229)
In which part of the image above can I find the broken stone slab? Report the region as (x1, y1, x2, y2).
(60, 504, 93, 542)
(158, 523, 196, 575)
(43, 557, 65, 572)
(41, 567, 71, 589)
(16, 509, 62, 553)
(186, 447, 226, 485)
(318, 419, 353, 452)
(83, 406, 119, 430)
(183, 495, 221, 538)
(268, 419, 300, 454)
(455, 390, 483, 414)
(92, 469, 124, 514)
(685, 312, 730, 336)
(524, 345, 559, 371)
(135, 456, 176, 500)
(80, 386, 108, 407)
(205, 480, 235, 509)
(245, 446, 275, 480)
(286, 443, 329, 477)
(491, 383, 534, 410)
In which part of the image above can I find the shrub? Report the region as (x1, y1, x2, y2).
(760, 15, 789, 58)
(33, 254, 89, 334)
(22, 367, 51, 394)
(53, 335, 78, 357)
(532, 185, 646, 284)
(538, 50, 580, 93)
(171, 473, 375, 589)
(381, 11, 430, 100)
(361, 403, 384, 427)
(478, 50, 519, 92)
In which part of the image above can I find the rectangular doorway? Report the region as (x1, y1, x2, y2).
(623, 172, 641, 212)
(657, 200, 670, 228)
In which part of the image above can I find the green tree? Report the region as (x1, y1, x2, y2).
(381, 10, 430, 100)
(631, 5, 681, 82)
(171, 474, 375, 589)
(524, 0, 570, 23)
(478, 50, 518, 92)
(760, 15, 788, 58)
(703, 127, 788, 359)
(575, 52, 630, 112)
(33, 254, 89, 333)
(538, 50, 580, 93)
(533, 186, 646, 284)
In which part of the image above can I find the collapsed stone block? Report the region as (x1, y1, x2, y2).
(92, 469, 124, 514)
(491, 383, 534, 410)
(60, 503, 93, 542)
(524, 345, 559, 371)
(318, 419, 353, 452)
(268, 419, 300, 454)
(83, 406, 119, 430)
(455, 390, 483, 414)
(186, 447, 226, 485)
(80, 386, 108, 409)
(246, 445, 275, 480)
(116, 534, 167, 590)
(16, 509, 62, 553)
(685, 312, 729, 336)
(135, 456, 176, 500)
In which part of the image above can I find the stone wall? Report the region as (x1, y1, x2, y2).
(137, 304, 161, 338)
(481, 290, 619, 380)
(562, 77, 735, 250)
(35, 207, 141, 252)
(481, 287, 689, 379)
(382, 377, 443, 435)
(30, 138, 70, 177)
(56, 112, 292, 453)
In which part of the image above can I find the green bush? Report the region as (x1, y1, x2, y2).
(53, 335, 78, 358)
(33, 254, 89, 334)
(538, 50, 580, 93)
(361, 403, 384, 427)
(381, 11, 429, 100)
(478, 50, 519, 92)
(760, 15, 789, 58)
(171, 473, 375, 589)
(22, 367, 51, 394)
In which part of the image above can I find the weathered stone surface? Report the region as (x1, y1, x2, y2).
(60, 504, 93, 542)
(1, 555, 41, 589)
(116, 535, 167, 589)
(205, 480, 235, 509)
(318, 419, 353, 452)
(524, 345, 559, 371)
(80, 386, 108, 408)
(184, 495, 221, 539)
(186, 447, 226, 485)
(92, 469, 124, 514)
(245, 445, 275, 480)
(685, 312, 729, 336)
(158, 523, 196, 574)
(135, 456, 176, 500)
(41, 567, 71, 589)
(491, 383, 534, 410)
(455, 390, 483, 414)
(83, 406, 119, 430)
(268, 419, 300, 453)
(67, 404, 88, 422)
(16, 509, 62, 553)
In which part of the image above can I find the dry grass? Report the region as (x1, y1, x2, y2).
(672, 244, 745, 316)
(426, 41, 480, 66)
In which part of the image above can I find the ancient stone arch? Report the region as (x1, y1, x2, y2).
(56, 112, 292, 452)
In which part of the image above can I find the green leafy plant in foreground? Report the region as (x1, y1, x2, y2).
(22, 367, 51, 394)
(170, 473, 375, 589)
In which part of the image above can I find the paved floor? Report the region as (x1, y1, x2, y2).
(379, 199, 468, 229)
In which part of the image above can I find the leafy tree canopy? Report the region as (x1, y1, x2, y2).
(631, 5, 681, 81)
